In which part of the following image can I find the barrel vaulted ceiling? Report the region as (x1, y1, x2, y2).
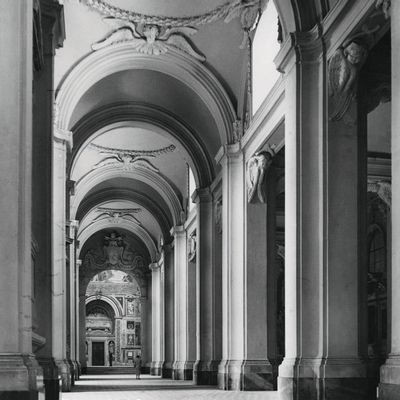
(57, 0, 340, 268)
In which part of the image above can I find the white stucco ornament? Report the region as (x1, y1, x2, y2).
(92, 18, 206, 62)
(246, 145, 275, 203)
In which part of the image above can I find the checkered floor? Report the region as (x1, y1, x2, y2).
(62, 374, 280, 400)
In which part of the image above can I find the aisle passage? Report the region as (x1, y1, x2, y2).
(63, 375, 280, 400)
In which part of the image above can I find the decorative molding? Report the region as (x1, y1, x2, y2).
(89, 142, 175, 172)
(80, 0, 258, 27)
(232, 119, 244, 144)
(92, 19, 205, 62)
(94, 207, 142, 225)
(32, 332, 46, 353)
(246, 145, 275, 203)
(368, 180, 391, 209)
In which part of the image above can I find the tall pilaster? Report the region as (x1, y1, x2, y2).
(150, 261, 164, 375)
(0, 1, 44, 398)
(379, 2, 399, 398)
(162, 245, 174, 378)
(244, 165, 279, 390)
(193, 188, 222, 385)
(216, 143, 247, 390)
(172, 226, 196, 380)
(276, 27, 369, 400)
(52, 125, 72, 391)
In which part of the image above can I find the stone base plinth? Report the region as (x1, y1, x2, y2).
(0, 354, 44, 400)
(278, 357, 372, 400)
(218, 359, 277, 391)
(193, 360, 219, 385)
(55, 359, 71, 392)
(150, 361, 163, 376)
(162, 361, 173, 379)
(37, 356, 61, 400)
(172, 361, 194, 380)
(379, 356, 400, 399)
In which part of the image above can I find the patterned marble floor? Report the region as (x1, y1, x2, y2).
(62, 374, 280, 400)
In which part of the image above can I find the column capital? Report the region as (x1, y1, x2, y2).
(274, 24, 324, 73)
(149, 262, 161, 272)
(170, 225, 185, 237)
(215, 143, 243, 165)
(191, 187, 212, 204)
(54, 127, 73, 151)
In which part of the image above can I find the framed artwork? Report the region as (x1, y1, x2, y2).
(127, 320, 134, 330)
(127, 333, 134, 346)
(126, 299, 134, 315)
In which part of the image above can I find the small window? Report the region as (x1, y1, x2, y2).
(368, 229, 386, 273)
(252, 2, 281, 113)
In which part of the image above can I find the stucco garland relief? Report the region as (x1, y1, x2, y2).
(92, 19, 206, 62)
(81, 0, 258, 28)
(94, 207, 142, 225)
(246, 144, 275, 203)
(89, 142, 176, 172)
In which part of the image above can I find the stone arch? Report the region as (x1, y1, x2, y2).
(55, 45, 235, 144)
(69, 102, 214, 188)
(71, 165, 183, 226)
(78, 219, 158, 263)
(86, 295, 123, 318)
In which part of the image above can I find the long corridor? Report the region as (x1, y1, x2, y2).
(63, 375, 280, 400)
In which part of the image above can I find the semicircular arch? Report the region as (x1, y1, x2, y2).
(85, 295, 123, 318)
(56, 45, 235, 144)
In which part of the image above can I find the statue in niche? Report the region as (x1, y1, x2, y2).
(247, 145, 275, 203)
(92, 18, 206, 61)
(329, 41, 367, 121)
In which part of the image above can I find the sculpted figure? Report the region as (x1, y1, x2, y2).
(92, 18, 205, 61)
(247, 148, 274, 203)
(328, 41, 367, 121)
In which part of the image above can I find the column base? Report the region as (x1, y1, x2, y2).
(0, 353, 44, 399)
(150, 361, 163, 376)
(37, 356, 61, 400)
(172, 361, 194, 380)
(193, 360, 219, 385)
(218, 359, 277, 391)
(161, 361, 173, 379)
(379, 355, 400, 399)
(278, 357, 372, 400)
(55, 359, 71, 392)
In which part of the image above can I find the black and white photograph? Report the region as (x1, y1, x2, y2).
(0, 0, 395, 399)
